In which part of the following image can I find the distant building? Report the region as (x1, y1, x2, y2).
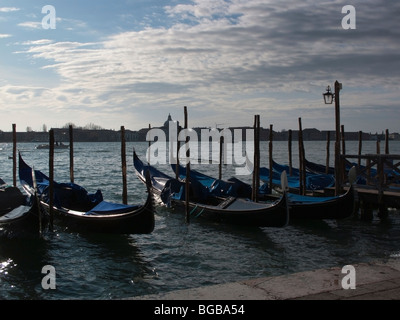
(158, 113, 180, 140)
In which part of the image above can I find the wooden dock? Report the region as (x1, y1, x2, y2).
(323, 154, 400, 219)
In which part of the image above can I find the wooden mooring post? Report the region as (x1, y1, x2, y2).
(298, 118, 306, 195)
(49, 129, 54, 231)
(358, 131, 362, 167)
(176, 123, 180, 180)
(341, 125, 346, 155)
(385, 129, 390, 154)
(252, 115, 260, 201)
(288, 129, 293, 176)
(268, 123, 272, 195)
(69, 125, 74, 183)
(184, 106, 190, 224)
(326, 131, 330, 175)
(148, 124, 151, 164)
(12, 124, 17, 187)
(219, 135, 224, 180)
(121, 126, 128, 205)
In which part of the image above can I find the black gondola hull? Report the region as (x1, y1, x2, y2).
(133, 150, 289, 228)
(288, 186, 355, 220)
(0, 193, 48, 238)
(19, 153, 155, 235)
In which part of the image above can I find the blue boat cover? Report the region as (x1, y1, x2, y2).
(272, 161, 301, 176)
(171, 164, 253, 198)
(161, 177, 210, 204)
(160, 178, 184, 206)
(19, 157, 104, 211)
(135, 153, 253, 205)
(36, 180, 103, 211)
(260, 166, 335, 190)
(172, 163, 215, 189)
(85, 201, 140, 215)
(287, 193, 337, 204)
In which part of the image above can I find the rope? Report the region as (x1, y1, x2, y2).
(195, 208, 204, 218)
(189, 205, 198, 215)
(189, 205, 204, 218)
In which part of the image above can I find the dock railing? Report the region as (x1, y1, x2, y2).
(339, 154, 400, 199)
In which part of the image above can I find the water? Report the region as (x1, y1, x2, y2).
(0, 140, 399, 300)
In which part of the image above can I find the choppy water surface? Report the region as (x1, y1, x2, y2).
(0, 140, 399, 300)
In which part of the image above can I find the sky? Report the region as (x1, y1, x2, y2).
(0, 0, 399, 134)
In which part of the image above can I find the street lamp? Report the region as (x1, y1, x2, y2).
(323, 86, 334, 104)
(323, 80, 342, 195)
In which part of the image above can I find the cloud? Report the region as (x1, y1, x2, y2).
(165, 0, 231, 19)
(0, 7, 20, 13)
(21, 39, 54, 45)
(0, 34, 12, 38)
(5, 0, 400, 131)
(17, 21, 42, 29)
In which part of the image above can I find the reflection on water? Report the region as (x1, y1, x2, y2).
(0, 141, 399, 299)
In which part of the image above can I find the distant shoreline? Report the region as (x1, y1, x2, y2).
(1, 126, 399, 143)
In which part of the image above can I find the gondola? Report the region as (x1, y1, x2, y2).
(267, 161, 355, 219)
(19, 153, 155, 234)
(0, 178, 48, 238)
(133, 150, 289, 228)
(171, 163, 355, 220)
(283, 179, 355, 220)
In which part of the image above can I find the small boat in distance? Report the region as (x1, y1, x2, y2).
(36, 142, 69, 150)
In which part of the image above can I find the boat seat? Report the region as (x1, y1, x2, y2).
(218, 196, 236, 209)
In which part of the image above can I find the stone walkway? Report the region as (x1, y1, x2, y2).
(131, 259, 400, 300)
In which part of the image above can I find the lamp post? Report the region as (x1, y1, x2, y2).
(323, 80, 342, 195)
